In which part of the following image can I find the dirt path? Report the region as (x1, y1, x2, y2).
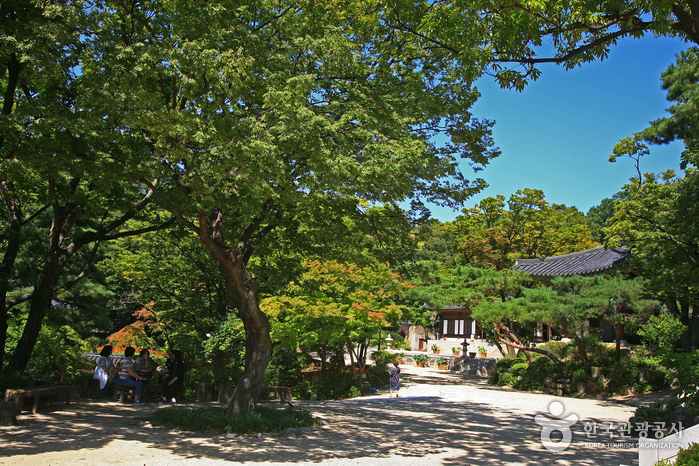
(0, 366, 671, 465)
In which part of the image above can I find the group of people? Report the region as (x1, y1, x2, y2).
(94, 345, 186, 406)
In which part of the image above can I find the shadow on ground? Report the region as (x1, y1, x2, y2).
(0, 392, 638, 465)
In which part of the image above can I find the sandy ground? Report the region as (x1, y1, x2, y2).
(0, 366, 670, 466)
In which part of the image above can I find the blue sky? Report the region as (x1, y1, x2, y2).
(430, 34, 690, 223)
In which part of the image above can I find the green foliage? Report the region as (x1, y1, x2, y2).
(413, 354, 429, 364)
(497, 372, 516, 387)
(538, 341, 574, 360)
(264, 260, 408, 380)
(348, 386, 362, 398)
(571, 369, 588, 384)
(151, 406, 319, 434)
(606, 359, 640, 394)
(436, 357, 449, 365)
(489, 357, 518, 384)
(587, 198, 616, 244)
(265, 349, 304, 388)
(452, 189, 598, 270)
(638, 313, 687, 349)
(309, 371, 356, 400)
(510, 362, 528, 377)
(20, 325, 91, 384)
(515, 357, 562, 391)
(654, 442, 699, 466)
(368, 350, 394, 386)
(656, 350, 699, 387)
(0, 372, 33, 399)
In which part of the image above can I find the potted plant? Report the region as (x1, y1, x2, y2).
(436, 357, 449, 370)
(413, 354, 429, 367)
(451, 347, 461, 356)
(396, 352, 405, 365)
(478, 346, 488, 357)
(431, 343, 440, 354)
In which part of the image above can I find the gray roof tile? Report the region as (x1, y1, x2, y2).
(511, 246, 631, 277)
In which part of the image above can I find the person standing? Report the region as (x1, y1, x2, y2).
(388, 359, 401, 397)
(94, 345, 112, 390)
(161, 350, 186, 404)
(114, 346, 146, 405)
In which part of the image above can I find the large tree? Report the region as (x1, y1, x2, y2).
(390, 0, 699, 90)
(73, 0, 499, 414)
(450, 189, 598, 270)
(607, 48, 699, 350)
(0, 1, 175, 372)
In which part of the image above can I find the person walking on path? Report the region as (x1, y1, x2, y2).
(388, 359, 401, 397)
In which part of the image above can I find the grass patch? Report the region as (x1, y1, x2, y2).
(151, 405, 320, 434)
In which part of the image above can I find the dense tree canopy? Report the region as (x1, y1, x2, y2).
(449, 189, 598, 270)
(607, 48, 699, 350)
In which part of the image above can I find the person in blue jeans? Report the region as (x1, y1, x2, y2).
(114, 346, 146, 405)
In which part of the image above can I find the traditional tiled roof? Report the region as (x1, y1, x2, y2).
(423, 304, 467, 311)
(512, 246, 631, 277)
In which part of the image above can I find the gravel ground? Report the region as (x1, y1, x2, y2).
(0, 365, 672, 466)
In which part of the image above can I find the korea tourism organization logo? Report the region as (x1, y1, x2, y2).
(535, 399, 686, 454)
(535, 400, 579, 452)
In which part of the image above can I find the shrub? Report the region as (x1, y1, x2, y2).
(511, 363, 528, 378)
(265, 349, 304, 387)
(495, 357, 518, 373)
(654, 442, 699, 465)
(498, 372, 516, 387)
(606, 359, 640, 394)
(515, 357, 562, 392)
(0, 372, 33, 399)
(348, 385, 362, 398)
(571, 369, 588, 384)
(538, 341, 574, 360)
(151, 405, 320, 434)
(311, 371, 356, 399)
(639, 313, 686, 350)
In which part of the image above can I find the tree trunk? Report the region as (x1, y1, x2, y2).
(201, 238, 271, 415)
(6, 249, 70, 372)
(0, 180, 23, 370)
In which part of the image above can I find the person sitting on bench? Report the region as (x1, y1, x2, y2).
(133, 348, 155, 383)
(114, 346, 147, 406)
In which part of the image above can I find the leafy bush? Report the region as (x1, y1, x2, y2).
(639, 313, 686, 350)
(538, 341, 574, 360)
(0, 372, 33, 399)
(606, 359, 640, 394)
(654, 442, 699, 465)
(23, 325, 90, 384)
(498, 372, 516, 386)
(489, 357, 519, 385)
(348, 385, 362, 398)
(571, 369, 588, 384)
(310, 371, 356, 399)
(511, 362, 528, 378)
(495, 357, 518, 373)
(368, 350, 394, 386)
(151, 405, 320, 434)
(515, 356, 562, 391)
(265, 349, 304, 388)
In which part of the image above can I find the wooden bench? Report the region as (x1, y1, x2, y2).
(4, 385, 76, 414)
(112, 382, 163, 402)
